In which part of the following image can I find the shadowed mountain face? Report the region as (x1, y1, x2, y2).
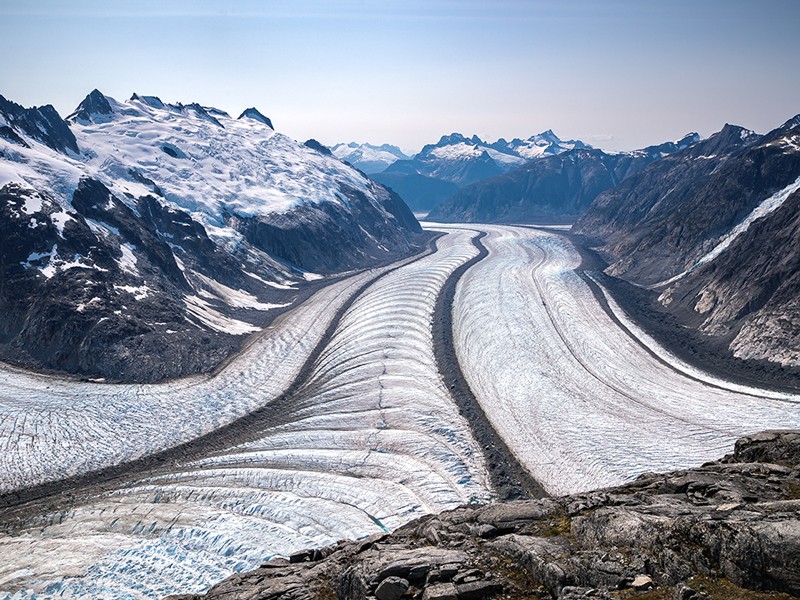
(427, 134, 699, 224)
(368, 169, 459, 213)
(574, 116, 800, 368)
(0, 91, 424, 381)
(658, 188, 800, 367)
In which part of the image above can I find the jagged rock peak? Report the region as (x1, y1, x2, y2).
(676, 132, 701, 147)
(130, 93, 165, 109)
(779, 113, 800, 131)
(69, 89, 113, 122)
(0, 94, 79, 154)
(237, 107, 273, 129)
(436, 132, 479, 146)
(535, 128, 560, 143)
(718, 122, 757, 141)
(304, 139, 332, 155)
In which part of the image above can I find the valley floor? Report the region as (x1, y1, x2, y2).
(1, 224, 799, 599)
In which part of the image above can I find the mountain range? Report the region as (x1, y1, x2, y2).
(0, 90, 423, 381)
(427, 133, 699, 223)
(356, 131, 587, 212)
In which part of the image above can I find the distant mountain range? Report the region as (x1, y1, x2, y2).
(329, 142, 410, 174)
(427, 134, 699, 223)
(0, 90, 422, 381)
(358, 130, 588, 211)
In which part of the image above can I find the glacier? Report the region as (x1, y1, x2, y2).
(2, 224, 800, 599)
(0, 229, 489, 599)
(447, 224, 800, 495)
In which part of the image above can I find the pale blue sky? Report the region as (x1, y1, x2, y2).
(2, 0, 799, 152)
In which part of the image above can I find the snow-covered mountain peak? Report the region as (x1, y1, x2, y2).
(776, 114, 800, 132)
(718, 123, 757, 141)
(329, 142, 410, 174)
(68, 89, 113, 124)
(676, 132, 701, 148)
(237, 107, 274, 129)
(62, 94, 379, 231)
(0, 92, 423, 380)
(533, 128, 559, 144)
(1, 92, 399, 249)
(505, 130, 588, 159)
(0, 95, 79, 154)
(129, 93, 166, 109)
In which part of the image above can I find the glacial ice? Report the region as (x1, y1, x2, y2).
(0, 229, 490, 599)
(3, 223, 799, 599)
(448, 224, 800, 495)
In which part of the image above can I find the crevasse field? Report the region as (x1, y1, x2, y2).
(1, 224, 799, 599)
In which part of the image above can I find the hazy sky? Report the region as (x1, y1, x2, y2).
(2, 0, 799, 152)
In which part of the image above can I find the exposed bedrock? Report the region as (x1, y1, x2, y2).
(167, 431, 800, 600)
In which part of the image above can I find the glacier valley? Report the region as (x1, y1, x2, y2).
(1, 224, 799, 599)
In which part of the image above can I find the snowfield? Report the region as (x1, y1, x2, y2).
(0, 93, 382, 250)
(447, 224, 800, 495)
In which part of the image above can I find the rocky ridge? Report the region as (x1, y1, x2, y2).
(166, 430, 800, 600)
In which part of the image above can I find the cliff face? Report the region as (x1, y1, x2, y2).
(167, 431, 800, 600)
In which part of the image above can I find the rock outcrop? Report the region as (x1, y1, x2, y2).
(166, 431, 800, 600)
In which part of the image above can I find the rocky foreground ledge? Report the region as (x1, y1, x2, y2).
(167, 431, 800, 600)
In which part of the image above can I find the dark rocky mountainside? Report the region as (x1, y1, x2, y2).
(652, 186, 800, 368)
(167, 430, 800, 600)
(0, 94, 79, 153)
(0, 91, 424, 381)
(573, 123, 783, 284)
(574, 116, 800, 370)
(427, 135, 699, 224)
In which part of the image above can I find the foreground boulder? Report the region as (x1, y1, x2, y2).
(167, 431, 800, 600)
